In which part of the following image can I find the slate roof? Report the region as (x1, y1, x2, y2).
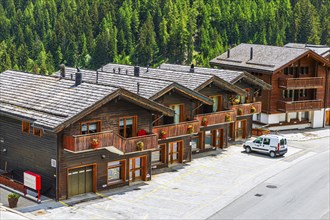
(210, 43, 310, 73)
(98, 64, 247, 95)
(58, 67, 213, 105)
(0, 70, 173, 131)
(159, 63, 272, 90)
(284, 43, 330, 58)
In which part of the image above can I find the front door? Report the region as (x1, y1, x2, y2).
(169, 104, 184, 124)
(68, 166, 93, 197)
(168, 141, 183, 164)
(129, 156, 147, 182)
(235, 120, 247, 140)
(215, 129, 224, 148)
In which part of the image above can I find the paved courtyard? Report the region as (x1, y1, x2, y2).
(29, 138, 321, 219)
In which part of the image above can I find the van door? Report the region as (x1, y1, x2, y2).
(252, 137, 263, 151)
(261, 137, 271, 153)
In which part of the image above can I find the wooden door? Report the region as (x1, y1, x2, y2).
(326, 110, 330, 126)
(129, 156, 147, 182)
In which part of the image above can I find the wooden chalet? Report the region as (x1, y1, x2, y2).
(159, 64, 271, 141)
(58, 67, 213, 171)
(98, 63, 259, 153)
(0, 70, 175, 200)
(210, 43, 330, 130)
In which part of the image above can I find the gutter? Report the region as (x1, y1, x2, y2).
(323, 66, 329, 128)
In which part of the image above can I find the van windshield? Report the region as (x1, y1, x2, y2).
(280, 138, 287, 146)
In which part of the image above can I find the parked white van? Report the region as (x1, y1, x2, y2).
(243, 135, 288, 158)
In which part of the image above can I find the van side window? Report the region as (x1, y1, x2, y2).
(253, 137, 262, 144)
(280, 139, 286, 145)
(263, 138, 270, 145)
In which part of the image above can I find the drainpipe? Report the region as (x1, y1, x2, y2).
(323, 66, 329, 128)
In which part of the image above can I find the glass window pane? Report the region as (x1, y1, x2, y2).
(173, 153, 178, 160)
(191, 138, 199, 150)
(119, 119, 124, 126)
(126, 118, 133, 125)
(135, 170, 141, 177)
(205, 135, 212, 146)
(108, 161, 120, 167)
(89, 123, 97, 133)
(81, 124, 87, 134)
(135, 157, 141, 168)
(212, 96, 218, 112)
(108, 167, 120, 182)
(151, 151, 161, 163)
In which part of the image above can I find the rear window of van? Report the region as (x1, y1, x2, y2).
(280, 138, 287, 146)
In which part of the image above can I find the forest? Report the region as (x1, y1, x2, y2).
(0, 0, 329, 74)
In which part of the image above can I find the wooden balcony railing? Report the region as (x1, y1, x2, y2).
(194, 110, 236, 126)
(152, 120, 200, 139)
(277, 99, 323, 112)
(278, 77, 324, 89)
(113, 133, 158, 153)
(227, 102, 262, 116)
(63, 131, 114, 152)
(63, 130, 157, 153)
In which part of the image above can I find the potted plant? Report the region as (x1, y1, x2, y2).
(225, 114, 231, 122)
(8, 193, 20, 208)
(91, 138, 99, 149)
(251, 106, 257, 113)
(136, 141, 144, 151)
(187, 125, 194, 134)
(160, 130, 167, 140)
(233, 98, 240, 105)
(201, 117, 208, 127)
(237, 108, 243, 115)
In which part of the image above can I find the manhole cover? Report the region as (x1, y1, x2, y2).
(266, 185, 277, 189)
(133, 188, 141, 191)
(254, 194, 263, 197)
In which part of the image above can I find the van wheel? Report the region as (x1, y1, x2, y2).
(269, 151, 276, 158)
(245, 146, 251, 153)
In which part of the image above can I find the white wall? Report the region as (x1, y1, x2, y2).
(311, 109, 324, 128)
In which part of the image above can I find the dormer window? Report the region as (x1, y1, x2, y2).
(22, 121, 30, 133)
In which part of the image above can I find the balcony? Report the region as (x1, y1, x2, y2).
(277, 99, 323, 112)
(113, 133, 158, 153)
(152, 120, 200, 139)
(194, 110, 236, 126)
(278, 77, 324, 89)
(227, 102, 262, 116)
(63, 131, 114, 152)
(63, 130, 158, 153)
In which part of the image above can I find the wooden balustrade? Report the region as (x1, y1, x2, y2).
(152, 120, 200, 139)
(113, 133, 158, 153)
(278, 77, 324, 89)
(195, 110, 236, 126)
(277, 99, 323, 112)
(228, 102, 262, 116)
(63, 131, 114, 152)
(63, 130, 158, 153)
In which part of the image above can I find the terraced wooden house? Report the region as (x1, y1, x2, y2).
(210, 43, 330, 130)
(0, 70, 174, 200)
(58, 67, 214, 172)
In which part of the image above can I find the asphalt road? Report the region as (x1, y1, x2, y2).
(208, 137, 330, 220)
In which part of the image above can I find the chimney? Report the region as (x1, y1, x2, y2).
(118, 67, 121, 74)
(227, 49, 230, 58)
(190, 64, 195, 73)
(113, 68, 116, 74)
(96, 70, 99, 84)
(126, 69, 128, 75)
(137, 82, 140, 94)
(75, 67, 82, 86)
(134, 66, 140, 77)
(60, 64, 65, 78)
(147, 64, 150, 72)
(250, 47, 253, 60)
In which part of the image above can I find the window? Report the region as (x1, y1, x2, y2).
(22, 121, 30, 133)
(33, 128, 42, 137)
(299, 89, 306, 97)
(81, 121, 101, 134)
(209, 95, 222, 112)
(280, 139, 287, 146)
(191, 136, 200, 151)
(107, 160, 126, 184)
(169, 104, 184, 124)
(284, 68, 289, 75)
(151, 144, 166, 164)
(253, 137, 262, 144)
(119, 116, 137, 138)
(263, 138, 270, 145)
